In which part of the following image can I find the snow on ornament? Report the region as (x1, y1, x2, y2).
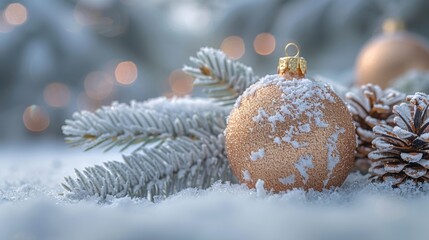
(225, 43, 356, 192)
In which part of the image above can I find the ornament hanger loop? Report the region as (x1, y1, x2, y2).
(285, 43, 300, 58)
(278, 42, 306, 79)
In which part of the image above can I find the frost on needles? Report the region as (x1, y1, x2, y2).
(62, 97, 228, 152)
(62, 98, 237, 200)
(62, 47, 256, 200)
(183, 47, 259, 106)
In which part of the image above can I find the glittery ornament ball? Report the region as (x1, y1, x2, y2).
(225, 75, 356, 192)
(356, 32, 429, 88)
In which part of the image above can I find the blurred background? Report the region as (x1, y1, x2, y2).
(1, 0, 429, 143)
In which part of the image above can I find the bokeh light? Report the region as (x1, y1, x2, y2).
(73, 4, 96, 26)
(43, 82, 71, 108)
(253, 33, 276, 55)
(168, 69, 194, 96)
(4, 3, 28, 26)
(23, 105, 50, 132)
(84, 71, 114, 100)
(115, 61, 138, 85)
(221, 36, 245, 60)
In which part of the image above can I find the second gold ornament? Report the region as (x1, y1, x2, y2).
(356, 18, 429, 88)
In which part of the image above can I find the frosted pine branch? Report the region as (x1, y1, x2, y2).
(183, 47, 259, 106)
(62, 97, 227, 152)
(62, 135, 236, 200)
(62, 52, 254, 199)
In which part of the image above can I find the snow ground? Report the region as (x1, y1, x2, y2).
(1, 142, 429, 240)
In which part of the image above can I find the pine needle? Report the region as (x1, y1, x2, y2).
(183, 47, 259, 106)
(62, 97, 227, 152)
(63, 135, 236, 200)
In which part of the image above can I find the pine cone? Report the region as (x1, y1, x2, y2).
(369, 92, 429, 186)
(346, 84, 405, 174)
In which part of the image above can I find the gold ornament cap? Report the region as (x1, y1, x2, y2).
(382, 18, 405, 34)
(277, 43, 307, 79)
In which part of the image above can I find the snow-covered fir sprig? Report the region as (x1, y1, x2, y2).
(62, 97, 238, 200)
(62, 97, 227, 152)
(62, 48, 258, 200)
(63, 135, 235, 200)
(183, 47, 259, 106)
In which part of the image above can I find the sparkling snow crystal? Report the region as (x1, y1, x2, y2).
(252, 108, 268, 123)
(294, 155, 314, 184)
(279, 174, 296, 185)
(298, 123, 311, 133)
(250, 148, 265, 161)
(323, 126, 346, 187)
(255, 179, 266, 197)
(242, 169, 252, 182)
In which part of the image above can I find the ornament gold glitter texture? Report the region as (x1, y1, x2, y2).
(225, 43, 356, 192)
(356, 18, 429, 88)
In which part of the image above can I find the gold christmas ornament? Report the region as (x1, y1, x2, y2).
(225, 43, 356, 192)
(356, 18, 429, 88)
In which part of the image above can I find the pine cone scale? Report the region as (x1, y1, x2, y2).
(403, 166, 427, 178)
(417, 159, 429, 168)
(384, 162, 407, 173)
(368, 150, 400, 160)
(382, 173, 406, 185)
(373, 126, 408, 146)
(372, 104, 390, 114)
(356, 127, 377, 142)
(370, 165, 387, 176)
(370, 156, 401, 163)
(400, 152, 423, 162)
(365, 116, 385, 128)
(418, 122, 429, 135)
